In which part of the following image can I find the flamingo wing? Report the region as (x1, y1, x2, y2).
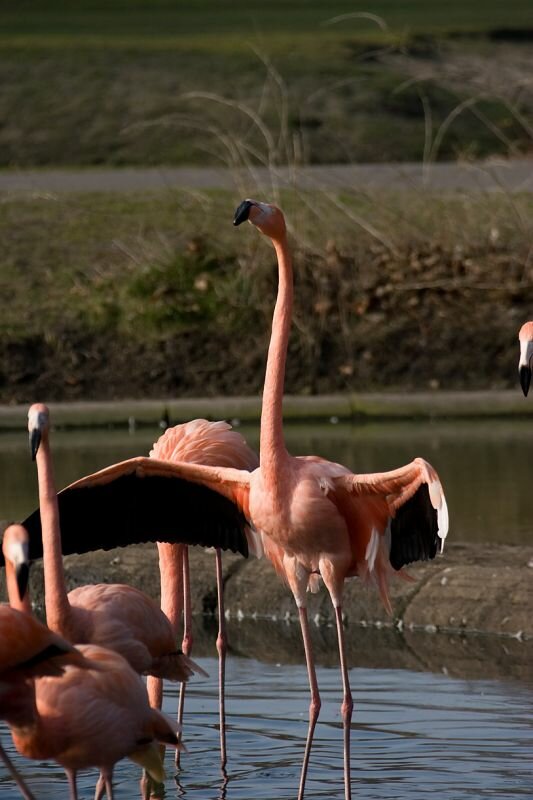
(333, 457, 449, 570)
(15, 457, 253, 563)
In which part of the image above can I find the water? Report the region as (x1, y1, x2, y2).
(1, 417, 532, 544)
(1, 419, 532, 797)
(1, 653, 532, 798)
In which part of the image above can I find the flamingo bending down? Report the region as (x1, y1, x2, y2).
(1, 524, 182, 800)
(518, 321, 533, 396)
(18, 202, 448, 800)
(146, 419, 259, 768)
(27, 403, 205, 683)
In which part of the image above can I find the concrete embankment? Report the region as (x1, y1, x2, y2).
(0, 390, 532, 430)
(6, 541, 531, 684)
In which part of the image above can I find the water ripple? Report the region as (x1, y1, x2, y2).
(3, 655, 531, 799)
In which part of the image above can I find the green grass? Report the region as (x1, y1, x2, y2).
(0, 188, 531, 401)
(0, 1, 531, 168)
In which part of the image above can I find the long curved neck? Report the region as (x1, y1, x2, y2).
(36, 435, 71, 633)
(3, 561, 31, 614)
(260, 233, 293, 489)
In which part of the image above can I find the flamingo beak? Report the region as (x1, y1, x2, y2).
(519, 365, 531, 397)
(29, 428, 41, 461)
(15, 561, 30, 602)
(233, 200, 253, 226)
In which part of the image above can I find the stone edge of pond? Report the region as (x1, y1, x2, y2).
(0, 390, 532, 430)
(12, 542, 532, 643)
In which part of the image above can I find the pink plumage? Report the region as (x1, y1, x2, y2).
(28, 403, 204, 683)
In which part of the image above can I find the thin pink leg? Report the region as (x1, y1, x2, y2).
(66, 768, 78, 800)
(146, 675, 163, 712)
(297, 606, 321, 800)
(94, 769, 113, 800)
(139, 774, 151, 800)
(176, 546, 192, 768)
(0, 742, 36, 800)
(334, 606, 353, 800)
(94, 773, 104, 800)
(215, 547, 227, 769)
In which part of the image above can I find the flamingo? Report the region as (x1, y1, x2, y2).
(146, 419, 259, 769)
(1, 524, 92, 800)
(0, 606, 92, 800)
(1, 524, 182, 800)
(26, 403, 205, 685)
(17, 201, 448, 800)
(518, 321, 533, 396)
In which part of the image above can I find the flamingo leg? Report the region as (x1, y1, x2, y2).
(215, 547, 227, 769)
(0, 741, 36, 800)
(176, 545, 192, 769)
(103, 770, 114, 800)
(94, 773, 104, 800)
(297, 606, 321, 800)
(139, 774, 150, 800)
(65, 768, 78, 800)
(334, 606, 353, 800)
(94, 769, 114, 800)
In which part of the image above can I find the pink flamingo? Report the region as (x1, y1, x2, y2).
(27, 403, 205, 683)
(518, 321, 533, 396)
(1, 524, 92, 800)
(146, 419, 258, 768)
(1, 524, 182, 800)
(18, 201, 448, 800)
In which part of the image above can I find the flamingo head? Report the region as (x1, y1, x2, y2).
(2, 524, 30, 602)
(518, 321, 533, 397)
(27, 403, 50, 460)
(233, 199, 286, 240)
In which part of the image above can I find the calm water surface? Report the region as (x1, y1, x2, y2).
(0, 654, 532, 799)
(0, 417, 532, 544)
(0, 419, 532, 797)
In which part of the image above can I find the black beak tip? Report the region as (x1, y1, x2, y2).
(233, 200, 253, 226)
(519, 366, 531, 397)
(29, 430, 41, 461)
(16, 563, 30, 603)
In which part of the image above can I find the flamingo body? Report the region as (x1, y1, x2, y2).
(62, 583, 195, 679)
(6, 644, 180, 783)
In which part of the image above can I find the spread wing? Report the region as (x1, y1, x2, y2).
(11, 457, 253, 564)
(333, 457, 449, 570)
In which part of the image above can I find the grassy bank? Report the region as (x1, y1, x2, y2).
(0, 1, 531, 167)
(1, 187, 531, 403)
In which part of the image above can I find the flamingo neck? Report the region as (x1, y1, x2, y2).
(4, 561, 31, 614)
(260, 233, 292, 489)
(36, 436, 71, 634)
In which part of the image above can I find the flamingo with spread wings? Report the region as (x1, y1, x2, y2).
(17, 201, 448, 800)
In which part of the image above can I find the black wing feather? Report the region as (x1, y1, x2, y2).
(13, 472, 249, 564)
(389, 483, 439, 570)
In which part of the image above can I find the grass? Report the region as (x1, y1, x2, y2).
(0, 2, 531, 167)
(0, 187, 532, 402)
